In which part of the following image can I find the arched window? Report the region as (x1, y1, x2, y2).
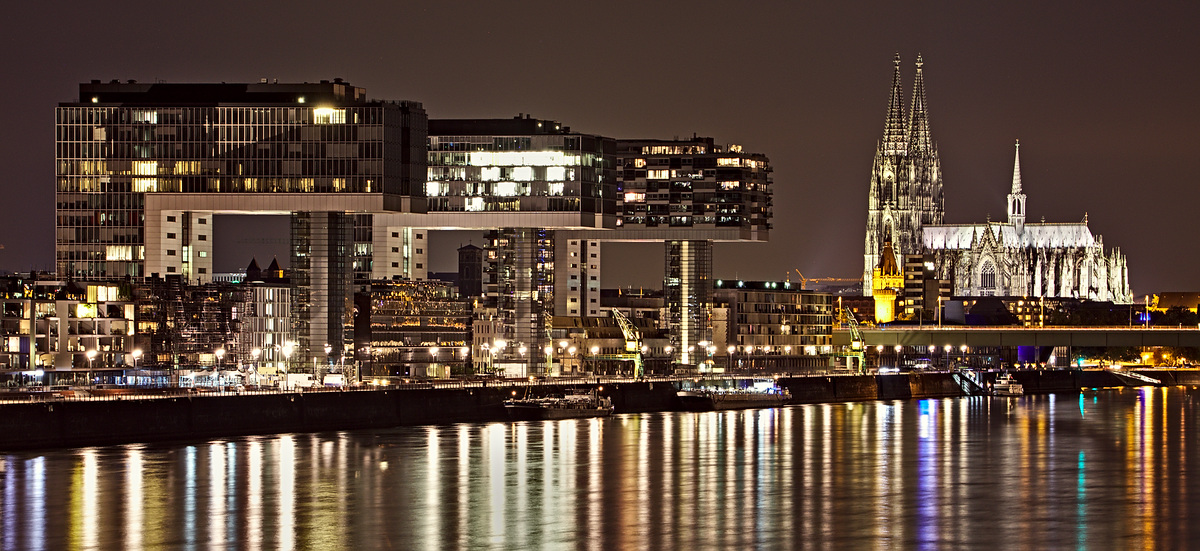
(981, 261, 997, 295)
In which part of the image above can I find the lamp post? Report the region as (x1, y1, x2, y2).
(131, 348, 142, 385)
(727, 345, 736, 370)
(429, 346, 440, 379)
(324, 344, 332, 381)
(215, 348, 226, 390)
(86, 349, 97, 387)
(281, 342, 294, 386)
(589, 345, 600, 374)
(363, 345, 371, 382)
(251, 348, 261, 385)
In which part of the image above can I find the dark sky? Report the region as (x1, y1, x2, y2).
(4, 1, 1198, 297)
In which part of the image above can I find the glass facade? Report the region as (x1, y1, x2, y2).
(55, 81, 426, 279)
(426, 118, 616, 217)
(616, 138, 772, 237)
(353, 280, 470, 379)
(665, 240, 712, 365)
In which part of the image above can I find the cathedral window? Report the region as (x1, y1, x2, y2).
(981, 261, 997, 294)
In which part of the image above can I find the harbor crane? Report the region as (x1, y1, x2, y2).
(609, 308, 645, 378)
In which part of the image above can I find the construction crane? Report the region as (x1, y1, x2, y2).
(792, 269, 861, 290)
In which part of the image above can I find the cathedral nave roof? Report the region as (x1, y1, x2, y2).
(923, 222, 1096, 250)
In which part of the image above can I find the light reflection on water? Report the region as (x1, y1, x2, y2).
(0, 388, 1198, 549)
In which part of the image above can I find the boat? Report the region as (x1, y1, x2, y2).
(677, 385, 791, 411)
(504, 391, 615, 420)
(992, 373, 1024, 396)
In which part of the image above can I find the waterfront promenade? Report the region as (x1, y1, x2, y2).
(2, 369, 1197, 451)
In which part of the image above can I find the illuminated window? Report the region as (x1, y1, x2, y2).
(512, 167, 534, 181)
(468, 151, 579, 167)
(131, 110, 158, 124)
(132, 161, 158, 175)
(493, 182, 519, 196)
(313, 108, 346, 124)
(546, 166, 566, 181)
(647, 169, 670, 179)
(481, 167, 501, 181)
(717, 158, 741, 167)
(105, 246, 133, 261)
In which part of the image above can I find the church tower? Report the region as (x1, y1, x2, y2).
(864, 54, 944, 295)
(872, 231, 903, 323)
(1006, 140, 1026, 233)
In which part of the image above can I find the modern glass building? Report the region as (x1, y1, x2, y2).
(416, 117, 616, 374)
(610, 137, 773, 365)
(615, 137, 772, 238)
(426, 117, 616, 220)
(55, 79, 427, 363)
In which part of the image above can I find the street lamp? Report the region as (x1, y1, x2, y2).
(86, 349, 97, 386)
(251, 348, 262, 384)
(281, 342, 294, 379)
(131, 349, 143, 385)
(215, 348, 226, 390)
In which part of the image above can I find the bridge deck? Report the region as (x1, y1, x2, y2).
(833, 327, 1200, 348)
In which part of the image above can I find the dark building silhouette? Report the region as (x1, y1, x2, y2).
(457, 244, 484, 298)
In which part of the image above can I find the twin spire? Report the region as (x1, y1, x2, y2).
(881, 53, 934, 157)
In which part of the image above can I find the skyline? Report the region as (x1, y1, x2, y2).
(4, 1, 1199, 296)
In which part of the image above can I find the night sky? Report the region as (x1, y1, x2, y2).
(4, 1, 1198, 297)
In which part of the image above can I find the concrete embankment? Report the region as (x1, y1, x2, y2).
(5, 370, 1198, 451)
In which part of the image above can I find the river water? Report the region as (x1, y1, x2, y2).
(2, 387, 1198, 549)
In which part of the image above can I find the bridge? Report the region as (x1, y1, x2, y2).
(832, 326, 1200, 348)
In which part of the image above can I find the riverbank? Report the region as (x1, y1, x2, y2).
(3, 369, 1196, 451)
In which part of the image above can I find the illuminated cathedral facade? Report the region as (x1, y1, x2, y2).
(864, 55, 1132, 304)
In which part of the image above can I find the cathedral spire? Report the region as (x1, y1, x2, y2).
(907, 54, 933, 155)
(1007, 139, 1026, 231)
(1011, 139, 1022, 193)
(881, 53, 907, 156)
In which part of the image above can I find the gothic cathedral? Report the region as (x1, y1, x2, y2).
(864, 55, 1132, 304)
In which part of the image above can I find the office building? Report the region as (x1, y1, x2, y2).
(56, 79, 428, 365)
